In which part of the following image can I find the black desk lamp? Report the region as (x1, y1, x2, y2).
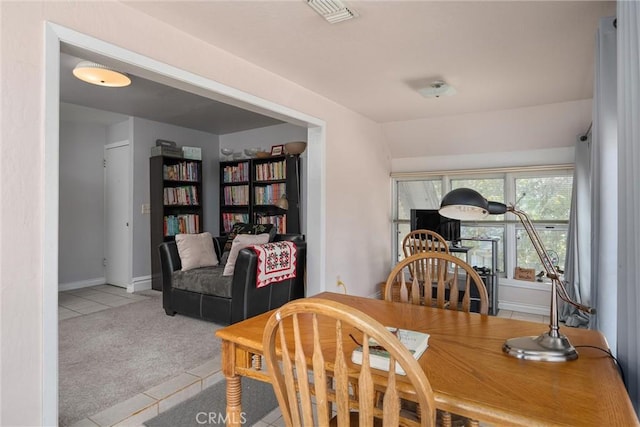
(439, 188, 595, 362)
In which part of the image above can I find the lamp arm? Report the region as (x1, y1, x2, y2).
(508, 206, 594, 315)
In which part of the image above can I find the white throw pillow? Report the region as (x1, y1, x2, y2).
(222, 233, 270, 276)
(175, 232, 218, 271)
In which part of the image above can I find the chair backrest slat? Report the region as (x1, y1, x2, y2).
(400, 273, 409, 303)
(358, 332, 374, 427)
(292, 314, 314, 425)
(311, 314, 331, 427)
(277, 322, 299, 426)
(334, 319, 350, 425)
(383, 356, 400, 426)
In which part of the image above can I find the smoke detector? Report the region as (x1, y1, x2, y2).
(418, 80, 456, 98)
(307, 0, 358, 24)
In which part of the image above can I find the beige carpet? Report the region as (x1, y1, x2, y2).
(58, 290, 222, 427)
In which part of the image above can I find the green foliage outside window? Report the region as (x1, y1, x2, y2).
(515, 176, 573, 221)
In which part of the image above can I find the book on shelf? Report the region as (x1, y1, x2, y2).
(163, 214, 200, 236)
(222, 212, 250, 233)
(255, 159, 286, 181)
(163, 186, 199, 206)
(256, 214, 286, 233)
(254, 183, 286, 205)
(222, 162, 249, 183)
(222, 185, 249, 206)
(351, 327, 430, 375)
(163, 161, 200, 182)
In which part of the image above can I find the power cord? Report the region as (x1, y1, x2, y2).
(336, 277, 348, 294)
(574, 345, 626, 387)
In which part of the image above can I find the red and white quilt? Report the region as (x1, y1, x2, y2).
(250, 241, 297, 288)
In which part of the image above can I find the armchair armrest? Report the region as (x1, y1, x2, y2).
(158, 240, 181, 314)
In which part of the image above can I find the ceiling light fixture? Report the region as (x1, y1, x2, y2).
(72, 61, 131, 87)
(418, 80, 456, 98)
(307, 0, 358, 24)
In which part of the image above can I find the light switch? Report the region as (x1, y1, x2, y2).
(142, 203, 151, 214)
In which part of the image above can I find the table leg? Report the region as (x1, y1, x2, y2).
(222, 340, 243, 427)
(226, 375, 242, 426)
(252, 353, 262, 370)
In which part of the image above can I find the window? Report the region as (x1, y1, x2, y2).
(513, 175, 572, 274)
(395, 180, 442, 257)
(392, 168, 573, 282)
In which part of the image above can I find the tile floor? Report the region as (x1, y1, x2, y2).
(60, 288, 547, 426)
(59, 284, 149, 320)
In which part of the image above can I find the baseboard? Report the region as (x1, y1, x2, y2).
(129, 275, 152, 293)
(59, 277, 106, 292)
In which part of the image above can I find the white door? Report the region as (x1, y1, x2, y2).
(105, 141, 131, 288)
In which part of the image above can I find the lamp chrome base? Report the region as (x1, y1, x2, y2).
(503, 332, 578, 362)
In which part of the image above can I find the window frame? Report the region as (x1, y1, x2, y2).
(391, 166, 573, 285)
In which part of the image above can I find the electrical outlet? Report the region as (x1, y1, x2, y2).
(141, 203, 151, 214)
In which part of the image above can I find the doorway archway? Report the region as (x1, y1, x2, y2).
(44, 22, 326, 425)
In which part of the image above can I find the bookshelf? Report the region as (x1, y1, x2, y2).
(220, 155, 300, 235)
(150, 156, 203, 291)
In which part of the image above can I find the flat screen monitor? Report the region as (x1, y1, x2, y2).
(410, 209, 461, 243)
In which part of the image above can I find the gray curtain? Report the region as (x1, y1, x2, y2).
(616, 0, 640, 415)
(560, 137, 591, 327)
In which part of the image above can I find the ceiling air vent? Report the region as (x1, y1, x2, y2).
(307, 0, 358, 24)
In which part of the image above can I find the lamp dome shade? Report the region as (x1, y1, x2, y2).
(439, 188, 491, 220)
(73, 61, 131, 87)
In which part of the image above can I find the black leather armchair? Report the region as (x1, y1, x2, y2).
(158, 234, 306, 325)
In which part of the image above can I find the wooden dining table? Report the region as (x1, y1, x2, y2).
(215, 292, 638, 426)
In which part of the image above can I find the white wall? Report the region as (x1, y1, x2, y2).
(107, 119, 131, 144)
(384, 99, 591, 159)
(58, 113, 221, 291)
(58, 121, 108, 288)
(0, 3, 391, 424)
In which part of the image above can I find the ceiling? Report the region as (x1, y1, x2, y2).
(59, 52, 285, 134)
(61, 1, 615, 139)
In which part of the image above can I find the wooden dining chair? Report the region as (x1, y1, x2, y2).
(402, 229, 450, 258)
(384, 252, 488, 427)
(262, 298, 437, 427)
(384, 252, 489, 315)
(398, 230, 452, 294)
